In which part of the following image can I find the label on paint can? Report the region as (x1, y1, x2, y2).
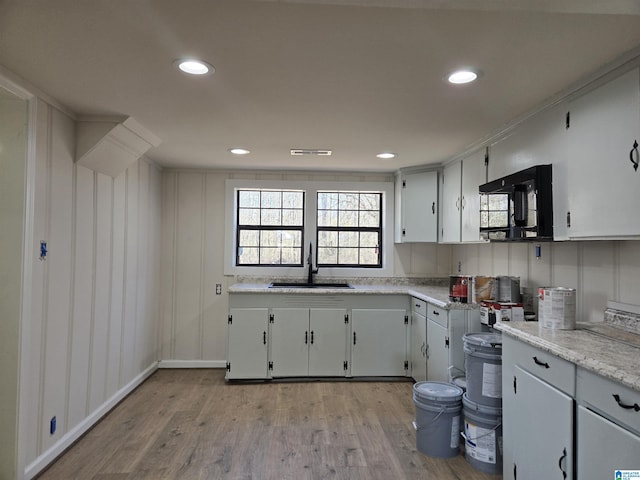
(465, 421, 497, 464)
(482, 363, 502, 398)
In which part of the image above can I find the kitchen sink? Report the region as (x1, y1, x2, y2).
(268, 282, 353, 289)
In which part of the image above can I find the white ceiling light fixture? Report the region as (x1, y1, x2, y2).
(229, 148, 250, 155)
(174, 58, 215, 76)
(290, 149, 333, 156)
(447, 68, 480, 85)
(376, 152, 396, 159)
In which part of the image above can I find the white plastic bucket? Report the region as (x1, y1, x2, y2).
(462, 393, 503, 475)
(413, 382, 464, 458)
(463, 333, 502, 407)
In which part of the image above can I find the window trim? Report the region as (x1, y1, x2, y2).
(224, 179, 395, 278)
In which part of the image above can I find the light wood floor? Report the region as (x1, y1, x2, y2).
(37, 369, 501, 479)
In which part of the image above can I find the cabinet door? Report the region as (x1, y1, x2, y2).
(440, 160, 462, 243)
(400, 171, 438, 242)
(567, 67, 640, 238)
(226, 308, 269, 379)
(271, 308, 309, 377)
(309, 308, 347, 377)
(426, 319, 449, 382)
(461, 149, 487, 242)
(577, 405, 640, 478)
(351, 309, 407, 376)
(410, 311, 427, 382)
(507, 366, 574, 480)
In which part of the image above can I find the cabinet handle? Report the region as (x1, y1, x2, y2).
(612, 394, 640, 412)
(305, 331, 308, 344)
(353, 332, 357, 345)
(310, 331, 314, 344)
(532, 356, 550, 369)
(415, 303, 421, 308)
(455, 197, 460, 211)
(630, 140, 639, 172)
(263, 331, 266, 345)
(432, 310, 440, 316)
(431, 202, 436, 214)
(558, 448, 567, 479)
(461, 196, 466, 210)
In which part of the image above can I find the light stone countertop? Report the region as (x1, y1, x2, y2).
(495, 321, 640, 392)
(228, 283, 477, 310)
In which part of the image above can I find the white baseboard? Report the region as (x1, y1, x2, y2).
(158, 360, 226, 369)
(24, 362, 158, 480)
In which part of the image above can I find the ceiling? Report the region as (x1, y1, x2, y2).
(1, 0, 640, 173)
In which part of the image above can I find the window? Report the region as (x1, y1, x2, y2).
(316, 192, 382, 267)
(226, 179, 394, 277)
(236, 189, 304, 266)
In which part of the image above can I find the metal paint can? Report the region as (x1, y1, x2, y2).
(537, 287, 576, 330)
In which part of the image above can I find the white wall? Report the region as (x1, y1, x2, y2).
(20, 98, 162, 478)
(159, 169, 452, 365)
(451, 240, 640, 323)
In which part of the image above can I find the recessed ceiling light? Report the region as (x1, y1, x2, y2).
(174, 59, 215, 75)
(229, 148, 250, 155)
(376, 152, 396, 159)
(447, 69, 480, 85)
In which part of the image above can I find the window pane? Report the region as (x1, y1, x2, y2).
(360, 232, 378, 247)
(359, 210, 380, 228)
(359, 193, 380, 210)
(339, 193, 359, 210)
(489, 211, 508, 228)
(338, 210, 357, 227)
(261, 209, 281, 226)
(360, 248, 379, 265)
(261, 230, 280, 246)
(488, 194, 508, 210)
(239, 208, 260, 225)
(239, 190, 260, 208)
(318, 230, 338, 247)
(239, 230, 259, 246)
(281, 247, 300, 264)
(281, 230, 301, 247)
(318, 192, 338, 210)
(339, 231, 359, 247)
(238, 247, 259, 264)
(260, 248, 280, 264)
(318, 247, 337, 264)
(282, 209, 303, 226)
(480, 211, 489, 228)
(338, 248, 358, 264)
(282, 191, 303, 209)
(261, 191, 281, 208)
(317, 210, 338, 227)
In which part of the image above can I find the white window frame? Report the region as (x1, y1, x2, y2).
(224, 179, 395, 278)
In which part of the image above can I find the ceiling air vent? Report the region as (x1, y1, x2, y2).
(290, 148, 333, 156)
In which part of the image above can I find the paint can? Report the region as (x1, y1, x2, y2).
(463, 333, 502, 407)
(462, 393, 503, 475)
(538, 287, 576, 330)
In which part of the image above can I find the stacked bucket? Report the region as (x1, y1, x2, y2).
(461, 332, 503, 475)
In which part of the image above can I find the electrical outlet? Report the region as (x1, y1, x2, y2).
(50, 416, 56, 435)
(215, 284, 222, 295)
(40, 240, 48, 260)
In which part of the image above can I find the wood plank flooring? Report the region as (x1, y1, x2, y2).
(36, 369, 501, 479)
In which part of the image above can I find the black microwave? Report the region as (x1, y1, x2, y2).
(479, 164, 553, 241)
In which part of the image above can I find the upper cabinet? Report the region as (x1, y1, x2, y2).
(440, 149, 487, 243)
(394, 170, 438, 243)
(565, 67, 640, 239)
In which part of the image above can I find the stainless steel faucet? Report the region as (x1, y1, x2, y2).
(307, 242, 318, 284)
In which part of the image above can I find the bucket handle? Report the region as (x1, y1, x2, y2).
(413, 406, 448, 432)
(461, 421, 502, 446)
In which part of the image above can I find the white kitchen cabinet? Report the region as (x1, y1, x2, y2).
(270, 307, 347, 377)
(226, 308, 269, 379)
(425, 304, 478, 382)
(440, 149, 487, 243)
(566, 67, 640, 239)
(410, 298, 427, 382)
(502, 335, 575, 480)
(351, 308, 408, 376)
(577, 406, 640, 478)
(395, 170, 438, 243)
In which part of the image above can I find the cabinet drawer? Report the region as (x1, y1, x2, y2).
(504, 336, 575, 395)
(411, 297, 427, 316)
(577, 367, 640, 436)
(427, 304, 447, 327)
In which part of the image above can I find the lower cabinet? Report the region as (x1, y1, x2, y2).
(270, 308, 347, 377)
(410, 298, 427, 382)
(226, 308, 269, 380)
(351, 309, 408, 376)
